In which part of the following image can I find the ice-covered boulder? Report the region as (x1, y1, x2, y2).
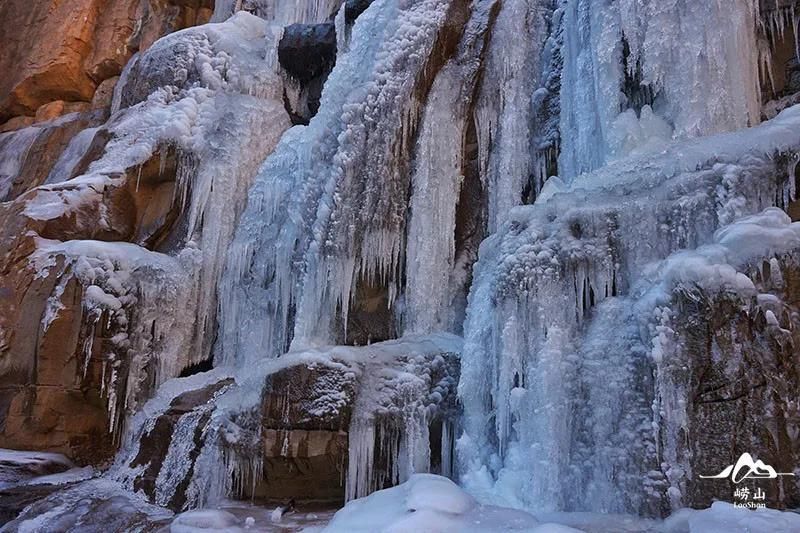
(111, 335, 461, 510)
(0, 12, 291, 462)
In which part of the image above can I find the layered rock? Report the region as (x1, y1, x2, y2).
(112, 335, 461, 511)
(0, 13, 291, 462)
(0, 0, 214, 127)
(661, 245, 800, 510)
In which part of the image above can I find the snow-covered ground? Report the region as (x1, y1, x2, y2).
(164, 474, 800, 533)
(0, 449, 94, 491)
(3, 457, 800, 533)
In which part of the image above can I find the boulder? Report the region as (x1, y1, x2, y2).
(278, 23, 337, 84)
(0, 0, 216, 122)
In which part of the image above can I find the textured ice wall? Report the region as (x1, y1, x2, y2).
(458, 107, 800, 514)
(558, 0, 762, 180)
(212, 0, 344, 24)
(403, 0, 498, 335)
(218, 0, 457, 366)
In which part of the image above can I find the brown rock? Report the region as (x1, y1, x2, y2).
(84, 0, 140, 83)
(0, 0, 217, 122)
(258, 429, 349, 504)
(0, 117, 35, 134)
(0, 244, 115, 464)
(0, 0, 102, 121)
(34, 101, 92, 123)
(91, 77, 120, 110)
(135, 0, 218, 53)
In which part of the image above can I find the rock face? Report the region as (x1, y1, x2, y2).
(113, 338, 461, 511)
(255, 363, 357, 504)
(666, 255, 800, 510)
(0, 0, 214, 125)
(0, 11, 291, 466)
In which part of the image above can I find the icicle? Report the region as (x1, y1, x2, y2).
(217, 0, 456, 365)
(335, 3, 349, 57)
(559, 0, 762, 181)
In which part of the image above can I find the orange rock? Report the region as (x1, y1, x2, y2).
(91, 76, 120, 110)
(0, 0, 215, 123)
(0, 116, 35, 134)
(84, 0, 140, 84)
(33, 101, 93, 123)
(0, 0, 102, 121)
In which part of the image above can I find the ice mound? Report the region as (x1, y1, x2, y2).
(324, 473, 539, 533)
(170, 509, 243, 533)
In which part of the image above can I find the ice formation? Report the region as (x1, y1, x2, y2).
(403, 0, 497, 334)
(472, 0, 553, 228)
(212, 0, 344, 25)
(458, 105, 800, 514)
(558, 0, 762, 180)
(218, 0, 457, 364)
(5, 0, 800, 528)
(344, 334, 461, 500)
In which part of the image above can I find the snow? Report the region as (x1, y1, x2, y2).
(326, 477, 800, 532)
(0, 449, 75, 489)
(664, 502, 800, 533)
(22, 466, 95, 487)
(326, 474, 540, 533)
(171, 510, 243, 533)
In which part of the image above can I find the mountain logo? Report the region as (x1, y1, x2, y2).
(700, 453, 795, 483)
